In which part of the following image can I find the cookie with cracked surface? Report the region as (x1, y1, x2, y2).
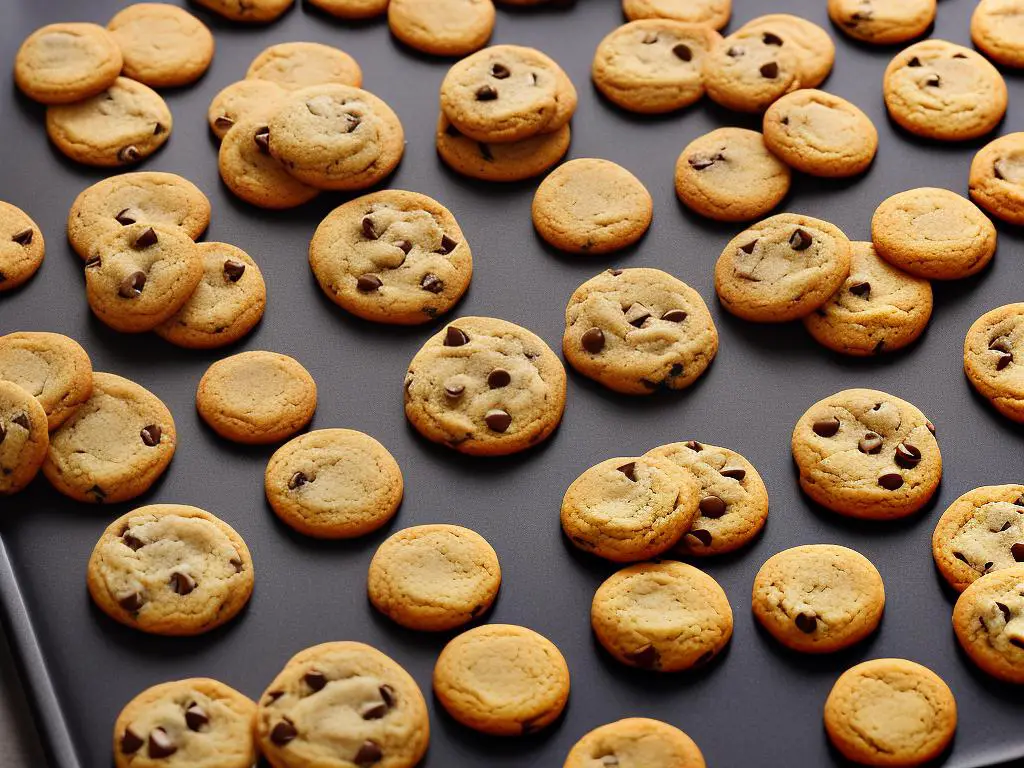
(0, 202, 44, 292)
(436, 112, 571, 182)
(367, 524, 500, 630)
(791, 388, 941, 519)
(972, 0, 1024, 69)
(872, 188, 996, 280)
(969, 133, 1024, 225)
(257, 641, 430, 768)
(964, 303, 1024, 423)
(207, 80, 285, 141)
(114, 678, 257, 768)
(824, 659, 957, 766)
(622, 0, 729, 29)
(196, 351, 316, 444)
(674, 127, 791, 222)
(265, 429, 403, 539)
(246, 42, 362, 90)
(803, 242, 933, 357)
(829, 0, 935, 45)
(403, 316, 566, 456)
(702, 30, 801, 113)
(737, 14, 835, 88)
(15, 22, 122, 104)
(0, 381, 48, 495)
(389, 0, 495, 57)
(218, 118, 320, 209)
(714, 213, 852, 323)
(953, 564, 1024, 683)
(192, 0, 294, 22)
(309, 190, 472, 325)
(883, 40, 1007, 142)
(108, 4, 214, 88)
(591, 561, 732, 672)
(563, 718, 706, 768)
(307, 0, 389, 18)
(0, 332, 92, 430)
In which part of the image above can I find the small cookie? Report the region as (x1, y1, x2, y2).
(307, 0, 389, 18)
(265, 429, 403, 538)
(829, 0, 936, 45)
(563, 718, 706, 768)
(114, 678, 257, 768)
(714, 213, 852, 322)
(674, 127, 791, 222)
(196, 351, 316, 444)
(560, 455, 699, 562)
(964, 303, 1024, 423)
(0, 201, 44, 292)
(872, 188, 996, 280)
(803, 241, 933, 357)
(622, 0, 729, 29)
(192, 0, 294, 23)
(403, 316, 566, 456)
(434, 624, 569, 735)
(824, 659, 957, 766)
(883, 40, 1007, 142)
(436, 113, 571, 182)
(107, 4, 215, 88)
(702, 30, 801, 114)
(367, 524, 501, 630)
(246, 42, 362, 90)
(952, 564, 1024, 684)
(562, 268, 718, 395)
(218, 117, 320, 210)
(309, 190, 472, 325)
(737, 14, 835, 88)
(388, 0, 495, 57)
(0, 381, 49, 495)
(591, 561, 733, 671)
(88, 504, 254, 635)
(0, 332, 93, 430)
(969, 132, 1024, 225)
(972, 0, 1024, 69)
(14, 23, 122, 104)
(257, 641, 430, 768)
(207, 80, 285, 141)
(791, 388, 941, 519)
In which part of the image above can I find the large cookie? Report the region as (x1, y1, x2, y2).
(964, 303, 1024, 423)
(702, 29, 802, 113)
(829, 0, 936, 45)
(107, 4, 215, 88)
(15, 22, 122, 104)
(0, 381, 49, 496)
(388, 0, 495, 57)
(737, 14, 834, 88)
(0, 201, 45, 292)
(0, 331, 93, 430)
(952, 565, 1024, 684)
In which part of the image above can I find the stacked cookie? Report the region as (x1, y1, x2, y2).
(193, 0, 294, 23)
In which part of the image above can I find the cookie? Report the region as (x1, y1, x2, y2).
(388, 0, 495, 57)
(560, 455, 699, 562)
(646, 440, 768, 557)
(433, 624, 569, 735)
(246, 42, 362, 90)
(562, 268, 718, 395)
(307, 0, 389, 18)
(532, 159, 652, 255)
(107, 4, 215, 88)
(824, 659, 957, 767)
(674, 127, 791, 222)
(0, 201, 44, 292)
(257, 641, 430, 768)
(964, 303, 1024, 423)
(883, 40, 1007, 142)
(14, 23, 122, 104)
(84, 223, 204, 334)
(791, 388, 941, 519)
(563, 718, 706, 768)
(714, 213, 852, 323)
(155, 242, 267, 349)
(309, 190, 473, 325)
(622, 0, 729, 29)
(591, 561, 732, 672)
(46, 77, 172, 167)
(192, 0, 294, 23)
(702, 30, 801, 114)
(114, 678, 257, 768)
(969, 133, 1024, 225)
(403, 316, 566, 456)
(265, 429, 403, 538)
(436, 113, 571, 182)
(737, 14, 835, 88)
(0, 332, 93, 430)
(367, 524, 501, 630)
(952, 565, 1024, 684)
(43, 372, 175, 504)
(803, 241, 933, 357)
(0, 381, 49, 495)
(218, 117, 320, 209)
(829, 0, 936, 45)
(207, 80, 285, 141)
(87, 504, 254, 635)
(972, 0, 1024, 69)
(871, 188, 997, 280)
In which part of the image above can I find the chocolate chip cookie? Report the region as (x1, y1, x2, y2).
(0, 201, 44, 292)
(192, 0, 294, 23)
(738, 14, 835, 88)
(246, 42, 362, 90)
(388, 0, 495, 57)
(107, 4, 215, 88)
(563, 718, 706, 768)
(952, 564, 1024, 684)
(622, 0, 730, 29)
(15, 22, 122, 104)
(972, 0, 1024, 69)
(218, 117, 320, 209)
(702, 29, 801, 113)
(207, 79, 285, 141)
(0, 381, 49, 495)
(0, 332, 93, 430)
(964, 303, 1024, 423)
(435, 113, 571, 182)
(969, 132, 1024, 225)
(829, 0, 936, 45)
(307, 0, 389, 18)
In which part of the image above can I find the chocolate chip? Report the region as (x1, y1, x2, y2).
(849, 281, 870, 297)
(437, 234, 458, 254)
(169, 570, 196, 595)
(148, 728, 176, 759)
(361, 702, 388, 720)
(1011, 637, 1024, 650)
(122, 531, 144, 550)
(361, 216, 377, 240)
(223, 259, 246, 282)
(214, 115, 235, 130)
(140, 425, 161, 447)
(264, 690, 284, 706)
(662, 309, 688, 322)
(444, 383, 464, 399)
(393, 240, 413, 257)
(908, 56, 922, 67)
(0, 424, 5, 445)
(781, 116, 789, 125)
(879, 472, 904, 490)
(305, 670, 327, 691)
(997, 521, 1013, 532)
(627, 644, 659, 668)
(740, 240, 758, 254)
(230, 556, 243, 573)
(490, 63, 510, 79)
(617, 462, 637, 481)
(894, 443, 921, 469)
(11, 228, 33, 246)
(444, 326, 469, 346)
(997, 352, 1014, 370)
(289, 472, 308, 490)
(812, 416, 840, 437)
(488, 369, 511, 388)
(997, 602, 1012, 622)
(625, 303, 651, 328)
(925, 74, 941, 87)
(684, 440, 703, 451)
(760, 62, 779, 79)
(12, 413, 29, 430)
(672, 43, 692, 61)
(1012, 542, 1024, 562)
(118, 145, 141, 163)
(669, 363, 684, 377)
(485, 409, 511, 432)
(354, 740, 383, 765)
(185, 704, 209, 731)
(153, 122, 165, 135)
(132, 227, 158, 249)
(581, 327, 605, 353)
(119, 271, 146, 298)
(953, 552, 970, 565)
(953, 52, 968, 59)
(421, 273, 443, 293)
(356, 274, 382, 292)
(341, 112, 361, 133)
(795, 612, 817, 634)
(476, 85, 498, 101)
(720, 466, 746, 480)
(859, 432, 883, 454)
(727, 46, 743, 58)
(688, 154, 718, 171)
(119, 590, 143, 611)
(85, 256, 101, 269)
(789, 229, 812, 250)
(270, 719, 297, 746)
(121, 728, 144, 754)
(762, 32, 783, 45)
(379, 684, 395, 708)
(686, 529, 713, 546)
(254, 126, 270, 153)
(699, 495, 727, 518)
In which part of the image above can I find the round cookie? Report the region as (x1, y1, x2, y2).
(829, 0, 936, 45)
(532, 159, 652, 255)
(309, 190, 472, 325)
(952, 565, 1024, 684)
(0, 201, 44, 292)
(803, 241, 933, 357)
(622, 0, 729, 29)
(591, 561, 733, 672)
(307, 0, 389, 18)
(883, 40, 1007, 142)
(403, 316, 566, 456)
(560, 455, 699, 562)
(218, 117, 320, 209)
(969, 133, 1024, 225)
(0, 381, 49, 495)
(791, 388, 941, 520)
(562, 268, 718, 395)
(367, 524, 501, 630)
(0, 332, 93, 430)
(196, 351, 317, 445)
(674, 127, 791, 222)
(388, 0, 495, 57)
(972, 0, 1024, 69)
(43, 372, 176, 504)
(246, 42, 362, 90)
(436, 113, 571, 182)
(107, 4, 215, 88)
(871, 188, 996, 280)
(702, 30, 802, 114)
(14, 22, 122, 104)
(824, 659, 957, 766)
(114, 678, 257, 768)
(155, 242, 266, 349)
(737, 14, 835, 89)
(207, 80, 285, 141)
(714, 213, 852, 323)
(434, 624, 569, 735)
(192, 0, 294, 23)
(646, 440, 768, 557)
(564, 719, 706, 768)
(257, 641, 430, 768)
(265, 428, 403, 538)
(964, 303, 1024, 423)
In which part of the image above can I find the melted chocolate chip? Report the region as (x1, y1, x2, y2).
(925, 74, 941, 87)
(488, 369, 511, 388)
(305, 670, 327, 691)
(662, 309, 688, 322)
(849, 281, 870, 296)
(762, 32, 783, 45)
(169, 570, 196, 595)
(140, 425, 161, 447)
(996, 602, 1012, 622)
(393, 239, 413, 257)
(421, 273, 443, 293)
(444, 382, 464, 399)
(254, 126, 270, 153)
(361, 702, 388, 720)
(490, 63, 510, 79)
(485, 409, 512, 432)
(720, 466, 746, 480)
(121, 728, 144, 754)
(794, 611, 817, 634)
(12, 414, 29, 430)
(699, 496, 727, 518)
(740, 240, 758, 254)
(437, 234, 458, 254)
(154, 123, 165, 135)
(11, 228, 33, 246)
(289, 472, 308, 490)
(361, 216, 377, 240)
(476, 85, 498, 101)
(626, 303, 651, 328)
(270, 719, 297, 746)
(185, 704, 209, 731)
(907, 56, 922, 67)
(114, 209, 136, 226)
(789, 229, 812, 250)
(132, 227, 158, 249)
(356, 274, 383, 292)
(122, 531, 144, 551)
(894, 442, 921, 469)
(859, 432, 883, 454)
(1011, 542, 1024, 562)
(354, 740, 383, 765)
(148, 728, 176, 758)
(379, 684, 395, 708)
(119, 271, 146, 298)
(672, 43, 693, 61)
(223, 260, 246, 282)
(878, 472, 904, 490)
(688, 154, 719, 171)
(444, 326, 469, 346)
(581, 327, 605, 353)
(997, 352, 1014, 371)
(214, 115, 234, 130)
(760, 62, 780, 79)
(617, 462, 637, 481)
(118, 146, 141, 163)
(627, 644, 659, 668)
(812, 416, 840, 437)
(686, 529, 713, 546)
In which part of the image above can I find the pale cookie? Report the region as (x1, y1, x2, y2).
(702, 30, 801, 114)
(0, 332, 93, 430)
(562, 268, 718, 395)
(824, 659, 957, 767)
(367, 524, 501, 630)
(829, 0, 936, 45)
(196, 351, 317, 444)
(403, 316, 566, 456)
(0, 201, 44, 292)
(114, 678, 257, 768)
(388, 0, 495, 57)
(307, 0, 389, 18)
(436, 113, 571, 182)
(622, 0, 729, 29)
(246, 42, 362, 90)
(108, 4, 215, 88)
(207, 80, 286, 141)
(972, 0, 1024, 69)
(791, 388, 941, 520)
(952, 564, 1024, 684)
(563, 718, 706, 768)
(309, 190, 472, 325)
(87, 504, 254, 636)
(265, 429, 403, 538)
(192, 0, 294, 23)
(738, 14, 835, 88)
(964, 303, 1024, 423)
(969, 132, 1024, 225)
(218, 117, 320, 209)
(0, 381, 48, 495)
(14, 23, 122, 104)
(591, 561, 732, 672)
